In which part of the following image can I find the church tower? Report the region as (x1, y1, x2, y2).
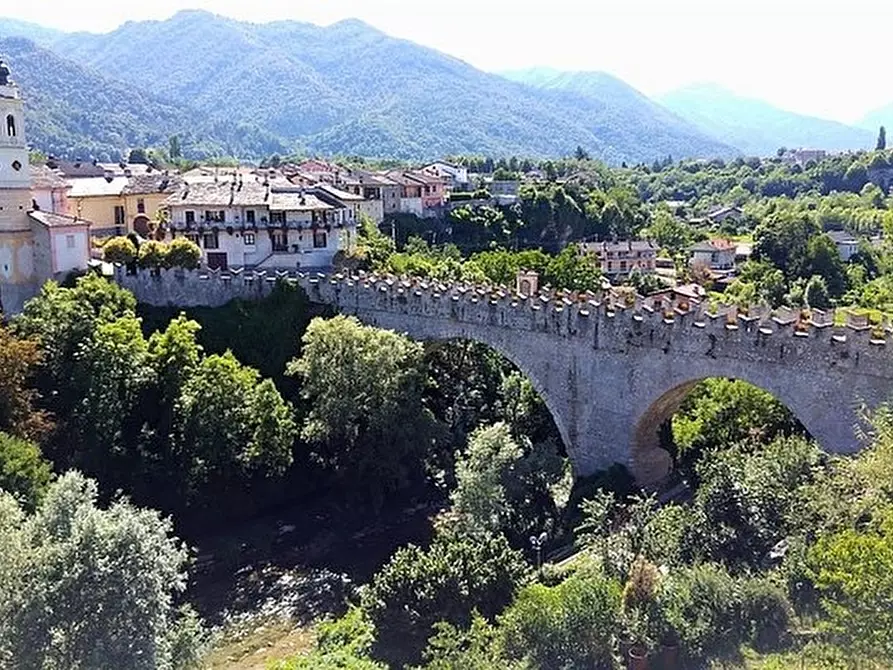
(0, 57, 37, 315)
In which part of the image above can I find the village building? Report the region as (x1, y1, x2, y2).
(422, 161, 470, 191)
(30, 164, 70, 214)
(690, 238, 737, 271)
(162, 178, 356, 271)
(580, 239, 658, 279)
(825, 230, 860, 262)
(0, 60, 90, 314)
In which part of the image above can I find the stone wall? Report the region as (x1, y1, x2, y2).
(118, 267, 893, 484)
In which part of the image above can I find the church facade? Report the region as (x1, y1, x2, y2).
(0, 58, 90, 315)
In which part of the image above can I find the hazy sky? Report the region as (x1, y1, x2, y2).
(3, 0, 892, 122)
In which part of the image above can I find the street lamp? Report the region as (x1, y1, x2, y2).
(529, 531, 548, 574)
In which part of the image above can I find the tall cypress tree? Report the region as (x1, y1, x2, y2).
(877, 126, 887, 151)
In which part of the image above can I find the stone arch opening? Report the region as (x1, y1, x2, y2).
(5, 114, 15, 137)
(422, 338, 564, 454)
(632, 376, 812, 486)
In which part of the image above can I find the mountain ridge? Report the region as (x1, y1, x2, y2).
(657, 83, 874, 156)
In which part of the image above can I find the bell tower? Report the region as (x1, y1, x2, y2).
(0, 56, 37, 315)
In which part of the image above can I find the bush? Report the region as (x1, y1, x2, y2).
(165, 237, 202, 270)
(0, 432, 52, 512)
(499, 568, 621, 669)
(102, 236, 137, 265)
(362, 526, 526, 667)
(137, 240, 169, 270)
(659, 563, 743, 663)
(739, 577, 793, 652)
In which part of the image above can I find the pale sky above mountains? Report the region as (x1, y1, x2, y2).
(4, 0, 892, 123)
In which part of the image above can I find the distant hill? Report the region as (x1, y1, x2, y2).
(0, 11, 733, 162)
(657, 84, 874, 156)
(502, 68, 735, 160)
(858, 104, 893, 141)
(0, 36, 291, 161)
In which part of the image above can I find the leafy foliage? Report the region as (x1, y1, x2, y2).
(0, 432, 52, 512)
(0, 472, 206, 669)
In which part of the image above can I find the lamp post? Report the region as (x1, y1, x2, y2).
(529, 531, 548, 575)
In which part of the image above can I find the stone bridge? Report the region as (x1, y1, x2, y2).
(117, 267, 893, 484)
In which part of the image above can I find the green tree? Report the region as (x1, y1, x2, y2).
(451, 423, 523, 534)
(804, 275, 831, 309)
(544, 245, 601, 292)
(138, 240, 169, 270)
(128, 147, 149, 164)
(499, 568, 621, 670)
(808, 512, 893, 660)
(288, 316, 440, 504)
(174, 351, 295, 493)
(0, 433, 52, 512)
(0, 472, 206, 669)
(274, 607, 385, 670)
(169, 135, 182, 160)
(877, 126, 887, 151)
(165, 238, 202, 270)
(363, 526, 526, 667)
(102, 236, 138, 265)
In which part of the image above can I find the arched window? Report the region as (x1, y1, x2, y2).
(6, 114, 16, 137)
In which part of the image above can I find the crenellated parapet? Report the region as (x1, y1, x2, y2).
(117, 265, 893, 366)
(115, 265, 893, 486)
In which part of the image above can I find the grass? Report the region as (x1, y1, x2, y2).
(202, 617, 315, 670)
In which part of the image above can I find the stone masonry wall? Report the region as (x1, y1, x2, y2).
(118, 267, 893, 484)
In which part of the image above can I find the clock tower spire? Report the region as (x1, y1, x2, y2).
(0, 57, 37, 315)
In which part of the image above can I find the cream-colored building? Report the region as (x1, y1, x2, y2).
(68, 172, 182, 238)
(0, 58, 90, 314)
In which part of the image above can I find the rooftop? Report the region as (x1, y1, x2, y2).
(67, 176, 129, 198)
(29, 210, 89, 229)
(122, 173, 183, 195)
(30, 165, 68, 190)
(581, 240, 658, 253)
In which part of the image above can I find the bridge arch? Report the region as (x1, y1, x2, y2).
(631, 368, 870, 484)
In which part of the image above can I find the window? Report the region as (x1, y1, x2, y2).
(137, 198, 146, 214)
(245, 209, 255, 224)
(187, 233, 199, 245)
(5, 114, 15, 137)
(271, 230, 288, 252)
(204, 210, 225, 223)
(65, 234, 76, 249)
(114, 205, 125, 226)
(313, 230, 328, 249)
(185, 210, 195, 225)
(203, 232, 219, 249)
(270, 211, 286, 224)
(243, 232, 256, 246)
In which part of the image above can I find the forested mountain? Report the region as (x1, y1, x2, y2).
(502, 67, 736, 160)
(657, 83, 874, 156)
(0, 36, 290, 160)
(0, 10, 731, 162)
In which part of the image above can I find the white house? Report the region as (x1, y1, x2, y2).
(423, 161, 469, 190)
(163, 179, 356, 270)
(825, 230, 860, 262)
(690, 239, 737, 271)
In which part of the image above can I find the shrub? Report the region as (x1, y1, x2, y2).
(102, 236, 137, 265)
(499, 568, 621, 669)
(362, 526, 526, 667)
(739, 577, 794, 652)
(165, 237, 202, 270)
(659, 563, 743, 663)
(0, 432, 52, 512)
(137, 240, 168, 270)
